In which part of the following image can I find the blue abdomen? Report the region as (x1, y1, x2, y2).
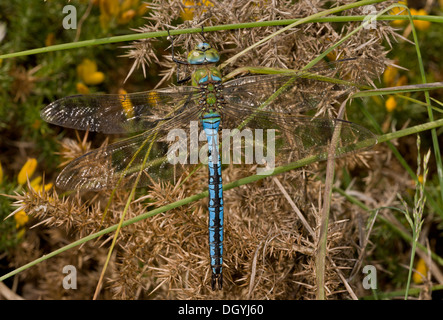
(201, 114, 224, 290)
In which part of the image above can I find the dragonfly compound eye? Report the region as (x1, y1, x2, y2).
(188, 43, 220, 65)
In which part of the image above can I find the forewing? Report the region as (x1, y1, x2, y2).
(222, 58, 383, 114)
(41, 86, 200, 134)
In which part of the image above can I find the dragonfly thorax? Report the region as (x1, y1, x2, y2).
(192, 65, 222, 87)
(199, 81, 225, 112)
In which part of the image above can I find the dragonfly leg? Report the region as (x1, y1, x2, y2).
(200, 25, 208, 43)
(167, 28, 189, 65)
(176, 75, 191, 84)
(167, 29, 192, 83)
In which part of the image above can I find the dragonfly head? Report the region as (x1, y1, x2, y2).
(187, 42, 220, 65)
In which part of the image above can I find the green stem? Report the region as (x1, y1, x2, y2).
(351, 82, 443, 98)
(316, 141, 335, 300)
(404, 240, 417, 299)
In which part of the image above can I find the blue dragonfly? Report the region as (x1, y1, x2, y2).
(41, 37, 380, 290)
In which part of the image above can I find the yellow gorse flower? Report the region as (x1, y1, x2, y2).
(30, 176, 53, 193)
(120, 0, 136, 12)
(180, 0, 214, 21)
(395, 75, 408, 87)
(100, 0, 120, 16)
(0, 160, 3, 183)
(390, 1, 408, 26)
(45, 32, 55, 47)
(76, 82, 90, 94)
(30, 176, 42, 189)
(14, 210, 29, 239)
(77, 58, 105, 86)
(14, 210, 29, 229)
(385, 96, 397, 113)
(31, 181, 53, 193)
(18, 158, 37, 185)
(136, 2, 148, 16)
(383, 64, 408, 113)
(16, 158, 52, 191)
(410, 8, 431, 31)
(413, 258, 428, 284)
(100, 0, 120, 29)
(99, 0, 146, 29)
(383, 65, 398, 87)
(181, 0, 195, 20)
(326, 51, 338, 61)
(118, 9, 136, 24)
(40, 182, 53, 192)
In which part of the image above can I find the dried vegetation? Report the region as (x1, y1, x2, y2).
(7, 0, 411, 299)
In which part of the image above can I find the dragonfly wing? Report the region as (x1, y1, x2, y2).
(41, 86, 200, 134)
(223, 74, 344, 114)
(222, 58, 383, 114)
(55, 106, 203, 191)
(220, 105, 377, 168)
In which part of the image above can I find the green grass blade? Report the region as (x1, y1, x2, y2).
(351, 82, 443, 98)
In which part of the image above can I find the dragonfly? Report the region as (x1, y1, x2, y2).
(41, 37, 381, 291)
